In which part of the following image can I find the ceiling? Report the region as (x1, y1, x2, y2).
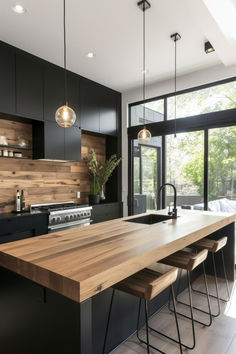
(0, 0, 235, 92)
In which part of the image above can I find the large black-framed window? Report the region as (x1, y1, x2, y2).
(128, 76, 236, 215)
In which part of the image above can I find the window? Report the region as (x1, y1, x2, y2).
(208, 127, 236, 211)
(166, 131, 204, 208)
(167, 81, 236, 120)
(130, 99, 164, 127)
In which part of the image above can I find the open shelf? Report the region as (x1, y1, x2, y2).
(0, 144, 32, 150)
(0, 156, 30, 160)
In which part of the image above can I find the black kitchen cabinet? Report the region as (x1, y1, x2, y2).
(16, 51, 43, 120)
(33, 120, 81, 161)
(0, 41, 15, 114)
(65, 126, 81, 161)
(91, 202, 123, 224)
(80, 78, 100, 132)
(0, 213, 48, 244)
(44, 64, 65, 122)
(44, 64, 80, 126)
(99, 88, 117, 135)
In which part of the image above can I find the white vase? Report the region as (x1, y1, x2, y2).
(100, 185, 106, 201)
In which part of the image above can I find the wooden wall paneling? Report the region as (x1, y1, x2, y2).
(0, 118, 106, 213)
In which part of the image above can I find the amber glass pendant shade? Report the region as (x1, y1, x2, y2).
(55, 105, 76, 128)
(137, 127, 151, 144)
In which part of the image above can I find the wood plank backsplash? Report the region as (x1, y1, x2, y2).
(0, 119, 106, 213)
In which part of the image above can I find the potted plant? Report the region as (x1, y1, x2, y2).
(88, 149, 101, 205)
(98, 152, 122, 201)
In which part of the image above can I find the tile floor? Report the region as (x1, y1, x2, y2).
(113, 272, 236, 354)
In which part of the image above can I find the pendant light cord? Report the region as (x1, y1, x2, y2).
(174, 36, 177, 137)
(143, 2, 146, 127)
(63, 0, 68, 106)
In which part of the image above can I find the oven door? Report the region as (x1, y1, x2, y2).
(48, 218, 91, 233)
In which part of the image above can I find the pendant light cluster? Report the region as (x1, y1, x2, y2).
(55, 0, 77, 128)
(171, 33, 181, 137)
(137, 0, 152, 144)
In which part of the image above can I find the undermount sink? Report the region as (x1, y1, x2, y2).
(125, 214, 172, 225)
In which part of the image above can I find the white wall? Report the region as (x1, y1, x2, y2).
(121, 63, 236, 216)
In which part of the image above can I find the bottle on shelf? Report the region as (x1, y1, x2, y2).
(16, 190, 21, 213)
(20, 190, 25, 212)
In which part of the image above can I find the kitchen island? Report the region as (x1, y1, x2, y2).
(0, 209, 235, 354)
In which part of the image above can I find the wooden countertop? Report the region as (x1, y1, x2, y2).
(0, 209, 235, 303)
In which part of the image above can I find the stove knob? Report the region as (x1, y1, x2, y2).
(57, 217, 61, 223)
(51, 217, 56, 223)
(65, 215, 70, 221)
(74, 214, 77, 219)
(70, 215, 73, 220)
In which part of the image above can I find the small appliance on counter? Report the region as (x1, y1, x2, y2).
(30, 201, 92, 233)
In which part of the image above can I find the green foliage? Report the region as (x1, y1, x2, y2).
(88, 149, 121, 193)
(91, 177, 100, 195)
(98, 154, 122, 187)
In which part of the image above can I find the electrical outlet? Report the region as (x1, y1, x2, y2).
(77, 191, 80, 199)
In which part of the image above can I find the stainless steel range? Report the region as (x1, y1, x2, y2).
(30, 201, 92, 233)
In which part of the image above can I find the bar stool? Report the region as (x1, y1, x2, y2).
(159, 248, 211, 350)
(191, 236, 230, 317)
(103, 266, 183, 354)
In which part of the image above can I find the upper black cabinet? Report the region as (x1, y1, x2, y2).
(16, 51, 43, 120)
(44, 64, 65, 122)
(44, 65, 80, 126)
(33, 121, 81, 161)
(99, 88, 117, 136)
(80, 78, 100, 132)
(80, 78, 118, 136)
(0, 42, 15, 114)
(65, 126, 81, 161)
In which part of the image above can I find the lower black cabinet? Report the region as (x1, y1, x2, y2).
(91, 202, 123, 224)
(0, 213, 48, 244)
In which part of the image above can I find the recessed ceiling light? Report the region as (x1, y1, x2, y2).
(12, 4, 26, 14)
(86, 52, 96, 58)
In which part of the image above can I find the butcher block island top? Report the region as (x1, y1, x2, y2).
(0, 209, 235, 303)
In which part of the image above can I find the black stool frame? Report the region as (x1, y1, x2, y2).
(103, 285, 183, 354)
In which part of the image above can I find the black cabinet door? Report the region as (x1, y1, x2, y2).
(99, 88, 117, 136)
(0, 42, 15, 114)
(67, 72, 80, 127)
(65, 126, 81, 161)
(16, 51, 43, 120)
(80, 78, 100, 132)
(44, 121, 65, 160)
(44, 64, 65, 122)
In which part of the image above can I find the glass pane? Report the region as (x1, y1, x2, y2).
(130, 99, 164, 127)
(167, 81, 236, 120)
(132, 137, 161, 214)
(166, 131, 204, 209)
(208, 127, 236, 212)
(133, 156, 140, 194)
(141, 146, 158, 211)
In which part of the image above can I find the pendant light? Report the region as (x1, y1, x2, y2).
(171, 33, 181, 137)
(55, 0, 76, 128)
(137, 0, 152, 144)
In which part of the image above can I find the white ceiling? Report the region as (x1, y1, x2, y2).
(0, 0, 235, 92)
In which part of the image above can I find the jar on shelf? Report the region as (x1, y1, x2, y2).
(3, 150, 8, 157)
(14, 151, 22, 158)
(9, 150, 14, 157)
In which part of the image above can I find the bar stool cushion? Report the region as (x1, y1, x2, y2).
(192, 237, 227, 253)
(159, 249, 208, 271)
(113, 267, 178, 301)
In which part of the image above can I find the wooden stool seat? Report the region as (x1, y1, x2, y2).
(192, 237, 227, 253)
(114, 267, 178, 301)
(159, 249, 208, 271)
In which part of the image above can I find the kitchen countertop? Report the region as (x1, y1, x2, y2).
(0, 210, 47, 220)
(0, 209, 235, 303)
